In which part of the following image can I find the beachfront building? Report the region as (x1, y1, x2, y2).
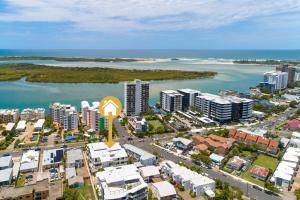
(20, 108, 45, 121)
(87, 142, 128, 170)
(34, 119, 45, 132)
(124, 79, 150, 116)
(96, 164, 148, 200)
(261, 71, 288, 92)
(160, 160, 215, 198)
(0, 109, 19, 123)
(123, 144, 156, 166)
(177, 88, 201, 111)
(160, 90, 183, 113)
(195, 93, 253, 123)
(50, 103, 78, 131)
(81, 101, 107, 133)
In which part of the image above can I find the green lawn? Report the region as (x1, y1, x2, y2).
(241, 154, 279, 186)
(15, 174, 26, 188)
(64, 182, 95, 200)
(148, 120, 163, 129)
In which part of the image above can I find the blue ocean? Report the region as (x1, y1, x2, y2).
(0, 49, 299, 109)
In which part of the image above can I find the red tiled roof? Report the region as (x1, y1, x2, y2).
(208, 134, 236, 143)
(192, 135, 206, 143)
(250, 165, 269, 178)
(257, 137, 270, 145)
(234, 131, 247, 139)
(194, 144, 208, 151)
(227, 157, 246, 167)
(245, 134, 258, 142)
(229, 129, 237, 137)
(268, 140, 279, 148)
(286, 119, 300, 129)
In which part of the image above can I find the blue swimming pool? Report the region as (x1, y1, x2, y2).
(64, 134, 79, 141)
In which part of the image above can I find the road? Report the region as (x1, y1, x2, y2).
(114, 120, 281, 200)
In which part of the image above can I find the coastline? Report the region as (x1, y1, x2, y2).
(0, 63, 217, 83)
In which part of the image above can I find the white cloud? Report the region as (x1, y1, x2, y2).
(1, 0, 300, 32)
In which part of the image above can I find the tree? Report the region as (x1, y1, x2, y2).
(295, 188, 300, 200)
(290, 100, 298, 108)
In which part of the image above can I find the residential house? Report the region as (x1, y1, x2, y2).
(151, 181, 177, 200)
(256, 137, 270, 151)
(42, 148, 64, 170)
(226, 156, 246, 171)
(66, 149, 84, 168)
(0, 168, 13, 186)
(123, 144, 156, 166)
(250, 165, 270, 181)
(233, 131, 247, 142)
(285, 119, 300, 130)
(173, 137, 192, 150)
(20, 150, 40, 173)
(139, 166, 160, 183)
(267, 140, 279, 155)
(245, 134, 258, 145)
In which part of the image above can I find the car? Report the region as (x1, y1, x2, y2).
(252, 185, 262, 191)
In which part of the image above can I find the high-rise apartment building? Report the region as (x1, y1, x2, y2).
(81, 101, 107, 133)
(177, 89, 201, 111)
(160, 90, 183, 113)
(50, 103, 78, 131)
(0, 109, 19, 123)
(262, 71, 288, 91)
(195, 93, 252, 123)
(124, 80, 149, 116)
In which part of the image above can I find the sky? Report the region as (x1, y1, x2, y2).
(0, 0, 300, 49)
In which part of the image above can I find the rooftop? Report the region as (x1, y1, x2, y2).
(42, 148, 64, 166)
(139, 166, 160, 178)
(67, 149, 83, 164)
(250, 165, 269, 178)
(123, 144, 155, 161)
(0, 155, 12, 169)
(152, 181, 176, 198)
(0, 168, 12, 182)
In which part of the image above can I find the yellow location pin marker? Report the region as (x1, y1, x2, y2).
(99, 96, 122, 148)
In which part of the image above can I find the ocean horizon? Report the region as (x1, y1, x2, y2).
(0, 49, 299, 110)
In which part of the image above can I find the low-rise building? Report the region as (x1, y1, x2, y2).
(151, 181, 177, 200)
(66, 149, 84, 168)
(87, 142, 128, 169)
(256, 137, 270, 151)
(250, 165, 270, 181)
(0, 168, 13, 186)
(0, 179, 49, 200)
(42, 148, 64, 170)
(139, 165, 160, 183)
(0, 109, 19, 123)
(160, 160, 215, 198)
(226, 156, 246, 171)
(16, 120, 27, 132)
(20, 108, 45, 121)
(128, 116, 148, 133)
(33, 119, 45, 132)
(173, 137, 192, 150)
(285, 119, 300, 130)
(123, 144, 156, 166)
(96, 164, 148, 200)
(0, 155, 13, 170)
(5, 123, 15, 132)
(20, 150, 40, 173)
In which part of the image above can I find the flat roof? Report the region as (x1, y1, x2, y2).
(67, 149, 83, 164)
(42, 148, 64, 166)
(34, 119, 45, 129)
(87, 142, 128, 162)
(5, 123, 15, 131)
(152, 181, 176, 197)
(16, 120, 26, 130)
(123, 144, 155, 160)
(0, 168, 12, 182)
(0, 155, 12, 168)
(20, 150, 39, 171)
(139, 166, 160, 178)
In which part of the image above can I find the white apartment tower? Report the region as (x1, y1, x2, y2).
(160, 90, 183, 113)
(124, 80, 149, 116)
(264, 71, 288, 90)
(50, 103, 78, 131)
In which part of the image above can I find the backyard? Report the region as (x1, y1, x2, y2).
(241, 154, 279, 186)
(63, 181, 95, 200)
(148, 120, 168, 134)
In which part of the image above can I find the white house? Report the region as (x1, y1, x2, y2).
(151, 181, 177, 200)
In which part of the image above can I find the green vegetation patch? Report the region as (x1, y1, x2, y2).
(15, 174, 26, 188)
(0, 63, 216, 83)
(63, 182, 95, 200)
(241, 154, 279, 186)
